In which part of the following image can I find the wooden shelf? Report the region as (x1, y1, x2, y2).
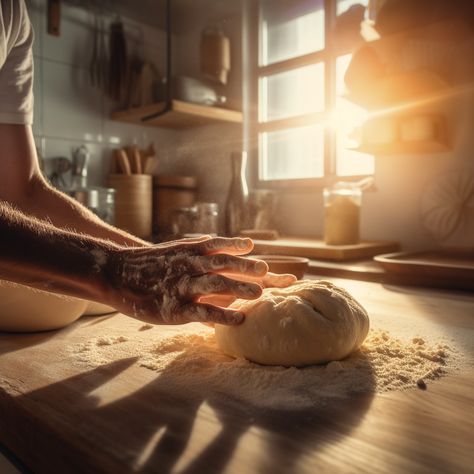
(349, 113, 450, 155)
(111, 100, 243, 129)
(344, 70, 450, 111)
(350, 141, 450, 156)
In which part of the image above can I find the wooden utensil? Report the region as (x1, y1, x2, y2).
(142, 143, 159, 175)
(116, 149, 132, 175)
(132, 147, 142, 174)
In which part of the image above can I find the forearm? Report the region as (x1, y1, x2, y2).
(0, 123, 149, 248)
(0, 200, 116, 303)
(22, 175, 150, 247)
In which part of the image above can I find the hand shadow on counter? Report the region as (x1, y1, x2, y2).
(13, 343, 375, 474)
(0, 313, 119, 357)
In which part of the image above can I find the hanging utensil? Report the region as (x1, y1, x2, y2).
(89, 15, 98, 86)
(98, 15, 108, 90)
(108, 18, 127, 102)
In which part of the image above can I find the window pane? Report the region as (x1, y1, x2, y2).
(260, 0, 325, 66)
(334, 54, 374, 176)
(259, 126, 324, 181)
(260, 63, 325, 122)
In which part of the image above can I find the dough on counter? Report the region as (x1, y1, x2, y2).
(83, 301, 116, 316)
(0, 280, 88, 332)
(214, 280, 369, 367)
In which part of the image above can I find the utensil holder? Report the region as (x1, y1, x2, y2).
(108, 174, 152, 238)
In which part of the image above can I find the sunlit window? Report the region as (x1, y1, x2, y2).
(260, 0, 325, 66)
(259, 125, 325, 180)
(257, 0, 374, 183)
(259, 63, 325, 122)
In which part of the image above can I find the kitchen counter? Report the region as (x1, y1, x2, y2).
(0, 278, 473, 473)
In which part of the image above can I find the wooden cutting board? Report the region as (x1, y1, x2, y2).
(251, 237, 399, 261)
(0, 278, 473, 473)
(375, 249, 474, 290)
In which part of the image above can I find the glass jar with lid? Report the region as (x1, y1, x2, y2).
(323, 182, 362, 245)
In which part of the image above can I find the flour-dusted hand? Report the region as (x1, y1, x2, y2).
(102, 236, 267, 325)
(199, 270, 297, 309)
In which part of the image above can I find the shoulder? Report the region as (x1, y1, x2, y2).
(1, 0, 33, 52)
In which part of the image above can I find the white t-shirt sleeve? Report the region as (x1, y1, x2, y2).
(0, 0, 34, 125)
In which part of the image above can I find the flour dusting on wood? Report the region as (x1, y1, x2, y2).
(68, 325, 460, 410)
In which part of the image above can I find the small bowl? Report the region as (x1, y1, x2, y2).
(252, 255, 309, 280)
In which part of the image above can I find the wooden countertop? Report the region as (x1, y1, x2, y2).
(0, 278, 473, 473)
(307, 258, 385, 282)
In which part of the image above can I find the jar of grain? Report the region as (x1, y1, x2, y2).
(153, 175, 197, 235)
(324, 183, 362, 245)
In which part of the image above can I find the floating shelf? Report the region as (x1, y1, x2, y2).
(351, 141, 450, 155)
(111, 100, 243, 129)
(344, 70, 450, 111)
(349, 113, 450, 155)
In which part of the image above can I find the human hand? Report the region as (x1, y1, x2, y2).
(199, 270, 297, 308)
(102, 236, 268, 325)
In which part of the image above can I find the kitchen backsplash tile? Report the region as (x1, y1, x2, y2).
(28, 0, 43, 58)
(40, 137, 105, 187)
(43, 61, 103, 142)
(41, 4, 95, 70)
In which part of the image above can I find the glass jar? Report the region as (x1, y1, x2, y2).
(323, 182, 362, 245)
(195, 202, 219, 235)
(97, 187, 116, 225)
(171, 202, 219, 236)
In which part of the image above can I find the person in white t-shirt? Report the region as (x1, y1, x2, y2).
(0, 0, 295, 328)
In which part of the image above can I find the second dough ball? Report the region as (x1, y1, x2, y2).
(215, 280, 369, 367)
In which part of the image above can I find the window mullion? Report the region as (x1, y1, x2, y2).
(258, 50, 327, 77)
(324, 0, 337, 177)
(258, 112, 327, 133)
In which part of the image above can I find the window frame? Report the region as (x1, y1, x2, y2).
(246, 0, 372, 190)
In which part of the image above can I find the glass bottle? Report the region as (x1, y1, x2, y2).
(225, 151, 249, 236)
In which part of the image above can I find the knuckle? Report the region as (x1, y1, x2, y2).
(197, 274, 227, 293)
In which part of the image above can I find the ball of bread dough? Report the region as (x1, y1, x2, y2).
(214, 280, 369, 367)
(83, 301, 116, 316)
(0, 280, 88, 332)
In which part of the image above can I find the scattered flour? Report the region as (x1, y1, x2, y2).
(139, 324, 154, 331)
(68, 327, 460, 410)
(96, 336, 128, 346)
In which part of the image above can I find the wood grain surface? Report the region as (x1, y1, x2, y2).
(251, 237, 399, 261)
(375, 249, 474, 291)
(111, 100, 242, 129)
(0, 278, 473, 474)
